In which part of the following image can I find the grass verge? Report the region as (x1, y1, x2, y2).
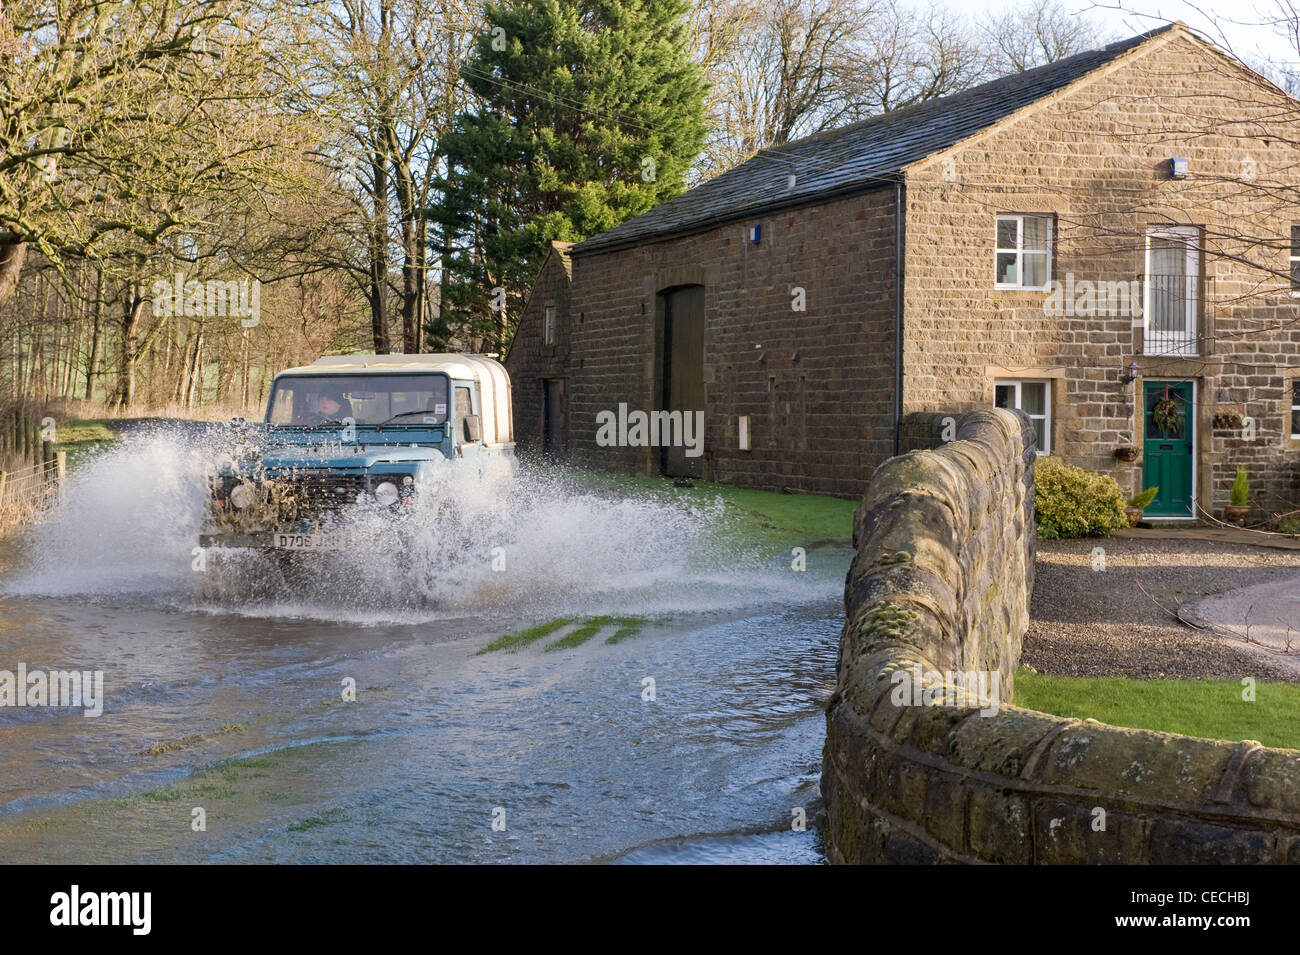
(558, 467, 856, 557)
(1015, 668, 1300, 750)
(56, 418, 118, 468)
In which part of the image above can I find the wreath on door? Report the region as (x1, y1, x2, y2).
(1152, 387, 1181, 434)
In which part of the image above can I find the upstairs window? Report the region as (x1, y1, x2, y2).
(995, 214, 1052, 290)
(1144, 227, 1200, 357)
(994, 379, 1051, 454)
(1290, 226, 1300, 295)
(543, 305, 557, 346)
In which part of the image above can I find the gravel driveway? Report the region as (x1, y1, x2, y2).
(1024, 537, 1300, 682)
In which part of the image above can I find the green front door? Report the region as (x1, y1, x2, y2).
(1142, 381, 1195, 518)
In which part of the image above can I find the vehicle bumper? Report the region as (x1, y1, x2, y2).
(198, 531, 348, 551)
(199, 532, 277, 549)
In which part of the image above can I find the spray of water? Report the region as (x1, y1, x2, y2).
(2, 424, 839, 623)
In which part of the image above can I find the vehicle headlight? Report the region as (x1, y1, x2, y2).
(229, 483, 255, 509)
(374, 481, 399, 505)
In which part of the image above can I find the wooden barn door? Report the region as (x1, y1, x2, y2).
(661, 285, 705, 478)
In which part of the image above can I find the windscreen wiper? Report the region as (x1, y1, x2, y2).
(378, 410, 445, 424)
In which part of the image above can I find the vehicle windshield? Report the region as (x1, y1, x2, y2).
(266, 373, 450, 426)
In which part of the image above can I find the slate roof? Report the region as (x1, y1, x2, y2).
(572, 26, 1173, 255)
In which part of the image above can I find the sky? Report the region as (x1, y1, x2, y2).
(987, 0, 1300, 75)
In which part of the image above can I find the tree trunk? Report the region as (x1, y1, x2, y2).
(186, 326, 204, 412)
(85, 268, 103, 401)
(388, 143, 423, 354)
(0, 240, 25, 307)
(175, 333, 191, 406)
(368, 152, 392, 354)
(240, 328, 250, 410)
(116, 288, 145, 411)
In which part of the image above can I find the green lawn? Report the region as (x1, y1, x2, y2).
(1015, 669, 1300, 751)
(562, 468, 857, 555)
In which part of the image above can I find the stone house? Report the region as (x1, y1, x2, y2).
(507, 24, 1300, 518)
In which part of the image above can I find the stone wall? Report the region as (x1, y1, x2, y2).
(506, 243, 573, 456)
(509, 187, 900, 498)
(822, 408, 1300, 864)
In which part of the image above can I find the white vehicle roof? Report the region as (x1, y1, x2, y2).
(272, 353, 513, 446)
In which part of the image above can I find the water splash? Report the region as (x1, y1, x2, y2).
(3, 425, 839, 623)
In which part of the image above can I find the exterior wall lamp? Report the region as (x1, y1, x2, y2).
(1120, 361, 1140, 385)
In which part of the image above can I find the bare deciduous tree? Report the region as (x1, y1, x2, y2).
(980, 0, 1113, 74)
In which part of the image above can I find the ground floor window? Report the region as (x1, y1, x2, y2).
(994, 379, 1051, 454)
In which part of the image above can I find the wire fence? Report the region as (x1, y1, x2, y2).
(0, 454, 65, 532)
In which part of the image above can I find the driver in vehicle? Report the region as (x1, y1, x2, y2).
(301, 388, 353, 424)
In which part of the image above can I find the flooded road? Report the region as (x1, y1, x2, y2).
(0, 426, 847, 863)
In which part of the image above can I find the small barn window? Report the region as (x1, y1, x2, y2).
(995, 214, 1052, 290)
(1290, 226, 1300, 295)
(544, 305, 557, 346)
(994, 379, 1051, 454)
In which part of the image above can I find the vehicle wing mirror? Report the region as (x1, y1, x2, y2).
(463, 414, 482, 443)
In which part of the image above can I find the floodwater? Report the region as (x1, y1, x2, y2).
(0, 425, 848, 864)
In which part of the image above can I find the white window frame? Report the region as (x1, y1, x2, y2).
(1291, 379, 1300, 438)
(543, 305, 557, 346)
(994, 379, 1052, 454)
(994, 214, 1053, 290)
(1290, 225, 1300, 297)
(1143, 226, 1200, 356)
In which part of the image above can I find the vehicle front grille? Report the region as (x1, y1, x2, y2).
(269, 470, 369, 513)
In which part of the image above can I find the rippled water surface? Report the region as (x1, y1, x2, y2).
(0, 425, 847, 863)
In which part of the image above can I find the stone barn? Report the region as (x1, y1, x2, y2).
(507, 23, 1300, 517)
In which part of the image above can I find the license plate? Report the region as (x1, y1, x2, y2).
(274, 533, 338, 550)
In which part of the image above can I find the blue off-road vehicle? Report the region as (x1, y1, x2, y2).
(198, 354, 514, 555)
